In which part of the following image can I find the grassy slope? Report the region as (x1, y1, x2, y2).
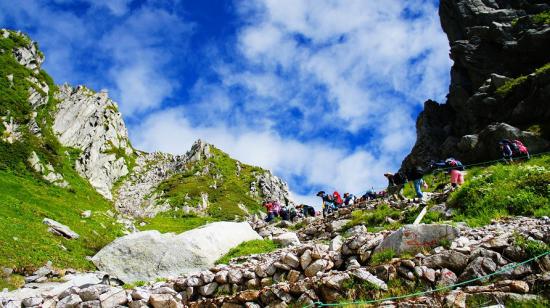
(449, 154, 550, 226)
(138, 147, 266, 233)
(0, 31, 124, 276)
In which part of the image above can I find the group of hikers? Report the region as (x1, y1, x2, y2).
(262, 139, 531, 221)
(263, 200, 316, 222)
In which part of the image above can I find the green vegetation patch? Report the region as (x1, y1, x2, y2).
(137, 213, 215, 234)
(532, 10, 550, 25)
(156, 147, 265, 221)
(215, 239, 280, 264)
(448, 155, 550, 227)
(369, 249, 396, 266)
(343, 204, 402, 232)
(514, 233, 550, 259)
(495, 62, 550, 97)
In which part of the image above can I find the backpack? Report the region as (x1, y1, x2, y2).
(445, 158, 465, 171)
(501, 139, 520, 154)
(393, 172, 407, 185)
(333, 191, 343, 205)
(513, 140, 528, 154)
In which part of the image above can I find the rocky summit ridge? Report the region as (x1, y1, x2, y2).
(403, 0, 550, 169)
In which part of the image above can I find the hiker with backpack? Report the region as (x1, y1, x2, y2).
(317, 191, 337, 216)
(297, 204, 316, 217)
(384, 171, 407, 201)
(431, 158, 465, 190)
(263, 201, 276, 222)
(406, 166, 427, 200)
(343, 192, 356, 206)
(333, 191, 344, 208)
(499, 139, 530, 163)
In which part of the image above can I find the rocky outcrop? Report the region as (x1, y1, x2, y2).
(91, 222, 262, 282)
(114, 152, 184, 217)
(28, 151, 69, 187)
(250, 171, 294, 206)
(53, 85, 133, 199)
(403, 1, 550, 168)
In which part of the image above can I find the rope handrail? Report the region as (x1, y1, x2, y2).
(305, 250, 550, 307)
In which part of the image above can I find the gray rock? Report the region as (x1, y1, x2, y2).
(330, 220, 351, 233)
(329, 236, 343, 252)
(57, 294, 82, 308)
(42, 218, 79, 239)
(98, 288, 126, 307)
(272, 232, 300, 247)
(375, 224, 460, 254)
(198, 282, 218, 297)
(21, 297, 42, 307)
(350, 268, 388, 291)
(459, 257, 497, 282)
(437, 268, 458, 287)
(92, 222, 261, 282)
(304, 259, 327, 277)
(148, 293, 179, 308)
(422, 251, 469, 273)
(282, 253, 300, 269)
(78, 300, 101, 308)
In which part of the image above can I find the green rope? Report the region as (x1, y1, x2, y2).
(305, 250, 550, 307)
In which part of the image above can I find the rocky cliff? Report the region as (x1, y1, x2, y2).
(403, 0, 550, 168)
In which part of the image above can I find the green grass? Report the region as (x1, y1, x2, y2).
(495, 62, 550, 97)
(343, 204, 402, 232)
(448, 155, 550, 227)
(215, 239, 279, 264)
(0, 274, 25, 291)
(369, 249, 396, 266)
(137, 213, 215, 234)
(532, 10, 550, 25)
(0, 169, 125, 272)
(156, 147, 266, 221)
(514, 233, 550, 259)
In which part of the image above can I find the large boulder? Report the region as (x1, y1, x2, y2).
(374, 224, 460, 255)
(92, 222, 261, 282)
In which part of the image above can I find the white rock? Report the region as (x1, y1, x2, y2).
(42, 218, 79, 239)
(272, 232, 300, 247)
(92, 222, 261, 282)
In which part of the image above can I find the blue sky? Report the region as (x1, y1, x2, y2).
(0, 0, 452, 206)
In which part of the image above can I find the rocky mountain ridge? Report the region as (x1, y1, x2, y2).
(403, 0, 550, 169)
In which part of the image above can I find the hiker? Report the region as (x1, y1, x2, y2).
(499, 139, 530, 163)
(343, 192, 355, 206)
(263, 201, 276, 222)
(431, 158, 465, 189)
(297, 204, 316, 217)
(384, 171, 407, 201)
(317, 191, 336, 216)
(333, 191, 344, 208)
(499, 140, 514, 163)
(406, 166, 427, 200)
(272, 200, 282, 217)
(362, 189, 378, 201)
(279, 206, 290, 221)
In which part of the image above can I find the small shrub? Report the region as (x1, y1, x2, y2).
(514, 233, 549, 259)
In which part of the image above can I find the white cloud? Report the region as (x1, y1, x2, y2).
(100, 6, 193, 116)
